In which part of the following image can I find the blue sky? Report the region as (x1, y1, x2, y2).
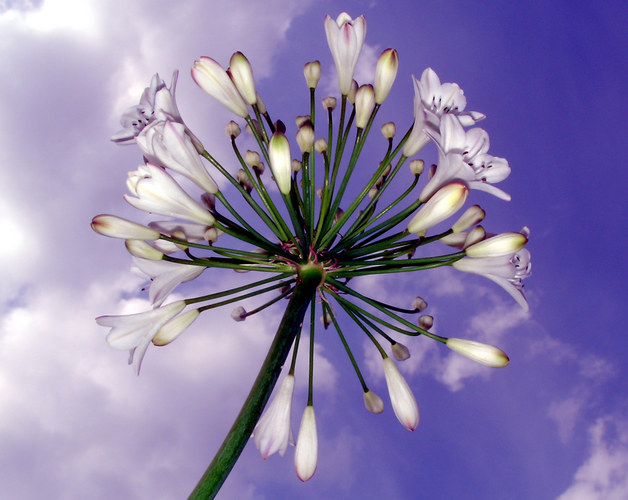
(1, 0, 627, 499)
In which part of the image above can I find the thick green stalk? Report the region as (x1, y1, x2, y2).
(188, 263, 324, 500)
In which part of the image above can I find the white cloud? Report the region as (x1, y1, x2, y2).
(547, 394, 586, 444)
(557, 415, 628, 500)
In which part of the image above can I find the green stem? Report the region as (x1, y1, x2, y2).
(187, 263, 324, 500)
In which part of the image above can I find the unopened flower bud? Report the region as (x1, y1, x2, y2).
(446, 338, 510, 367)
(381, 163, 392, 178)
(255, 92, 266, 114)
(334, 208, 344, 224)
(295, 115, 310, 127)
(412, 296, 428, 312)
(347, 80, 358, 104)
(409, 159, 424, 176)
(245, 119, 262, 137)
(244, 150, 260, 168)
(229, 51, 257, 105)
(320, 310, 332, 329)
(363, 390, 384, 414)
(377, 123, 395, 142)
(125, 239, 163, 260)
(295, 405, 318, 481)
(322, 97, 337, 110)
(304, 61, 321, 88)
(355, 84, 375, 129)
(407, 182, 469, 236)
(191, 56, 249, 117)
(268, 132, 292, 195)
(296, 123, 315, 153)
(201, 192, 216, 211)
(464, 226, 486, 248)
(418, 315, 433, 330)
(226, 121, 241, 138)
(291, 159, 302, 172)
(253, 162, 265, 175)
(316, 187, 323, 199)
(374, 48, 398, 104)
(237, 169, 253, 193)
(392, 342, 411, 361)
(314, 138, 328, 153)
(368, 187, 379, 200)
(452, 205, 486, 232)
(465, 231, 528, 258)
(91, 215, 160, 240)
(383, 357, 419, 431)
(153, 309, 199, 346)
(231, 306, 247, 322)
(204, 227, 220, 243)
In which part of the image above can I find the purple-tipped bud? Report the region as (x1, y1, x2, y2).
(91, 215, 160, 241)
(412, 296, 428, 311)
(231, 306, 247, 322)
(418, 315, 434, 330)
(322, 96, 337, 110)
(392, 342, 411, 361)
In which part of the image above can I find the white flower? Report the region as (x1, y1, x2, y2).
(229, 52, 257, 106)
(96, 300, 185, 374)
(407, 182, 469, 236)
(268, 132, 292, 195)
(254, 375, 295, 459)
(355, 84, 375, 129)
(132, 257, 204, 307)
(152, 309, 200, 346)
(303, 61, 321, 89)
(464, 230, 528, 258)
(191, 56, 249, 117)
(324, 12, 366, 95)
(420, 114, 511, 201)
(446, 338, 510, 367)
(148, 220, 214, 254)
(124, 164, 215, 225)
(383, 357, 419, 431)
(136, 120, 218, 194)
(90, 214, 160, 240)
(125, 239, 164, 261)
(453, 248, 532, 311)
(294, 405, 318, 481)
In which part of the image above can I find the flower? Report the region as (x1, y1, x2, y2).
(355, 84, 375, 129)
(464, 230, 528, 258)
(407, 182, 469, 236)
(324, 12, 366, 95)
(96, 300, 185, 374)
(132, 257, 204, 307)
(254, 375, 295, 459)
(191, 56, 249, 117)
(391, 342, 411, 361)
(420, 114, 511, 201)
(228, 51, 257, 106)
(446, 338, 510, 367)
(90, 214, 160, 240)
(303, 61, 321, 89)
(268, 132, 292, 195)
(374, 48, 398, 104)
(294, 405, 318, 481)
(153, 309, 200, 346)
(125, 239, 164, 261)
(136, 120, 218, 194)
(383, 357, 419, 431)
(148, 220, 215, 254)
(124, 163, 215, 225)
(453, 248, 532, 310)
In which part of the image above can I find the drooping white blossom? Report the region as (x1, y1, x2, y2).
(132, 257, 204, 307)
(383, 357, 419, 431)
(254, 375, 295, 459)
(294, 405, 318, 481)
(96, 300, 185, 374)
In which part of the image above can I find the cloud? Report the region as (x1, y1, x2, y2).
(557, 415, 628, 500)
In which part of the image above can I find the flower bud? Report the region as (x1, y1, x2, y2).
(255, 92, 266, 113)
(407, 182, 469, 236)
(244, 150, 260, 168)
(296, 122, 315, 153)
(355, 84, 375, 129)
(451, 205, 486, 232)
(291, 159, 302, 173)
(446, 338, 510, 367)
(295, 405, 318, 481)
(316, 187, 323, 199)
(229, 51, 257, 105)
(392, 342, 411, 361)
(295, 115, 310, 127)
(465, 231, 528, 258)
(464, 226, 486, 248)
(314, 138, 328, 154)
(418, 315, 433, 330)
(125, 239, 164, 260)
(153, 309, 199, 346)
(231, 306, 247, 322)
(320, 310, 332, 329)
(412, 296, 428, 312)
(268, 132, 292, 195)
(226, 121, 241, 138)
(91, 215, 160, 240)
(204, 227, 220, 243)
(383, 357, 419, 431)
(304, 61, 321, 88)
(374, 48, 398, 104)
(381, 122, 396, 139)
(191, 56, 249, 117)
(347, 79, 358, 104)
(201, 192, 216, 211)
(409, 159, 424, 176)
(322, 97, 337, 110)
(363, 390, 384, 414)
(244, 119, 262, 137)
(236, 169, 253, 193)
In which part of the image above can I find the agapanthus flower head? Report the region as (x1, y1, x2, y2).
(96, 11, 531, 494)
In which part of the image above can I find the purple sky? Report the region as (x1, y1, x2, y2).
(1, 0, 627, 498)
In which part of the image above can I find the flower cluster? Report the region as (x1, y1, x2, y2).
(93, 12, 531, 487)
